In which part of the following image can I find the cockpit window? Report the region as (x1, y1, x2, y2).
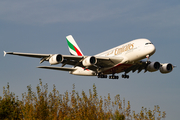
(145, 42, 153, 45)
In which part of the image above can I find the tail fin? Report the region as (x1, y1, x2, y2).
(66, 35, 84, 56)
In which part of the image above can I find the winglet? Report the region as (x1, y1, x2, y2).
(3, 51, 6, 57)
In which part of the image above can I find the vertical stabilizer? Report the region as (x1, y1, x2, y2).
(66, 35, 84, 56)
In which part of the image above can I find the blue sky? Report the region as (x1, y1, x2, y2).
(1, 0, 180, 119)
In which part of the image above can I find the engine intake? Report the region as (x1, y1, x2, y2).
(82, 56, 97, 67)
(160, 63, 173, 74)
(147, 62, 160, 72)
(49, 54, 63, 65)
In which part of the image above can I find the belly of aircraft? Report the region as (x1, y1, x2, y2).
(103, 64, 133, 74)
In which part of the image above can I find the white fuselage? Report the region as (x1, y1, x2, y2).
(96, 39, 155, 61)
(71, 39, 156, 76)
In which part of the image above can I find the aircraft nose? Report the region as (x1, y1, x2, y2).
(149, 44, 156, 55)
(144, 43, 156, 56)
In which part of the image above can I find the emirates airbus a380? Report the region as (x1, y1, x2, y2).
(4, 35, 175, 79)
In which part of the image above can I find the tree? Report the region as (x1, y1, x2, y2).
(0, 79, 166, 120)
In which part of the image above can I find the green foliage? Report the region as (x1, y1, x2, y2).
(0, 79, 166, 120)
(0, 83, 21, 120)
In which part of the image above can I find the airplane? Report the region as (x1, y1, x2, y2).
(4, 35, 175, 79)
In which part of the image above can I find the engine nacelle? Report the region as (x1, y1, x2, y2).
(160, 63, 173, 74)
(49, 54, 63, 65)
(147, 62, 160, 72)
(82, 56, 97, 67)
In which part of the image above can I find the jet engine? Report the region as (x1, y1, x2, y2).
(160, 63, 173, 74)
(82, 56, 97, 67)
(147, 62, 160, 72)
(49, 54, 63, 65)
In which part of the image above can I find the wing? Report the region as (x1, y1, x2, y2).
(124, 61, 147, 74)
(4, 51, 84, 64)
(4, 51, 50, 58)
(37, 66, 76, 71)
(4, 51, 124, 72)
(89, 56, 124, 71)
(61, 56, 124, 71)
(123, 61, 173, 74)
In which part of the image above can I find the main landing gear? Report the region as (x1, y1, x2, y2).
(122, 73, 129, 79)
(97, 73, 129, 79)
(97, 73, 107, 78)
(122, 72, 129, 79)
(97, 73, 119, 79)
(109, 75, 119, 79)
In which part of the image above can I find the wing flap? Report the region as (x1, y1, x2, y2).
(96, 56, 124, 67)
(84, 56, 124, 72)
(63, 55, 84, 60)
(37, 66, 76, 71)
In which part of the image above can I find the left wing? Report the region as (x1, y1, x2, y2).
(37, 66, 77, 71)
(124, 61, 174, 74)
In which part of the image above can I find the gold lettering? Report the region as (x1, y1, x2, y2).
(128, 44, 131, 50)
(129, 43, 134, 49)
(114, 48, 117, 55)
(125, 45, 128, 51)
(111, 43, 135, 56)
(106, 50, 115, 56)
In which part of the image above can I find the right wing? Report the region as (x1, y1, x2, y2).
(4, 51, 124, 72)
(4, 51, 50, 58)
(4, 51, 84, 64)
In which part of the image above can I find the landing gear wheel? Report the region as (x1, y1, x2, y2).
(109, 75, 119, 79)
(97, 73, 107, 79)
(122, 75, 124, 78)
(122, 74, 129, 79)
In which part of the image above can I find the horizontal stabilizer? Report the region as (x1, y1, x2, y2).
(37, 66, 77, 71)
(3, 51, 6, 57)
